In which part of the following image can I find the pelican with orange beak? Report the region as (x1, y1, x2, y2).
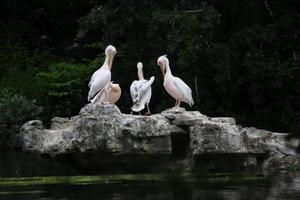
(157, 55, 194, 108)
(88, 45, 117, 102)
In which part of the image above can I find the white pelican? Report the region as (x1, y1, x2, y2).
(88, 45, 117, 102)
(130, 62, 155, 114)
(91, 82, 121, 104)
(157, 55, 194, 108)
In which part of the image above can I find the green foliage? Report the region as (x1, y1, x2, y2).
(37, 63, 87, 97)
(35, 55, 103, 118)
(0, 41, 58, 98)
(0, 88, 42, 150)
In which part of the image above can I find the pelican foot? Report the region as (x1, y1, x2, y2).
(169, 106, 184, 113)
(144, 112, 152, 116)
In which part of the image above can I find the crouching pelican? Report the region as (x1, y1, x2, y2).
(88, 45, 117, 102)
(130, 62, 155, 115)
(91, 82, 121, 104)
(157, 55, 194, 108)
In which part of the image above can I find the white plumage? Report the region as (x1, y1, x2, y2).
(88, 45, 116, 102)
(130, 62, 155, 113)
(157, 55, 194, 108)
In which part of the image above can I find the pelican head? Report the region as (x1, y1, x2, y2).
(137, 62, 143, 70)
(105, 45, 117, 69)
(137, 62, 144, 80)
(157, 55, 168, 76)
(105, 45, 117, 56)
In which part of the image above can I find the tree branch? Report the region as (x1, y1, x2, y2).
(264, 1, 274, 18)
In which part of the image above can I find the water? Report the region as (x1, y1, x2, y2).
(0, 173, 299, 200)
(0, 153, 299, 200)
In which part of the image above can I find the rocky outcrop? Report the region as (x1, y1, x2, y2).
(21, 103, 172, 155)
(20, 103, 300, 172)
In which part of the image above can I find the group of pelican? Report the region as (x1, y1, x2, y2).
(88, 45, 194, 114)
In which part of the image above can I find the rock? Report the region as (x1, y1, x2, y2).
(79, 102, 121, 116)
(243, 155, 257, 168)
(169, 124, 188, 134)
(189, 121, 243, 154)
(50, 117, 70, 130)
(161, 108, 207, 126)
(20, 120, 44, 151)
(20, 104, 300, 172)
(120, 114, 171, 137)
(20, 103, 171, 156)
(210, 117, 236, 125)
(240, 127, 300, 156)
(262, 153, 300, 171)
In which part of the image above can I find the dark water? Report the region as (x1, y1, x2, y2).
(0, 174, 299, 200)
(0, 153, 299, 200)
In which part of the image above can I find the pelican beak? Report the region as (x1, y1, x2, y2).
(160, 64, 165, 76)
(108, 52, 114, 70)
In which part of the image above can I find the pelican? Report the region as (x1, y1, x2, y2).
(91, 82, 121, 105)
(88, 45, 116, 102)
(130, 62, 155, 114)
(157, 55, 194, 108)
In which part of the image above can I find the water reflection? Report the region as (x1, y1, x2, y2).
(0, 173, 299, 200)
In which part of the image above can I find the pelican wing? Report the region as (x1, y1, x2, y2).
(90, 87, 105, 104)
(130, 80, 147, 103)
(173, 77, 194, 106)
(90, 82, 111, 104)
(138, 76, 155, 97)
(88, 68, 111, 101)
(130, 77, 155, 102)
(88, 71, 96, 88)
(130, 77, 155, 112)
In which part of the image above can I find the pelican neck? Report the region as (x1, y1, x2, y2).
(103, 55, 110, 69)
(165, 62, 172, 75)
(138, 67, 144, 80)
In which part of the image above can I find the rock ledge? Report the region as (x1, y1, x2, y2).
(20, 103, 300, 171)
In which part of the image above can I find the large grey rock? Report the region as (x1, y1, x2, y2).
(241, 127, 299, 156)
(20, 103, 300, 171)
(20, 104, 171, 155)
(189, 121, 243, 154)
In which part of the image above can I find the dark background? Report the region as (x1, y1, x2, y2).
(0, 0, 299, 149)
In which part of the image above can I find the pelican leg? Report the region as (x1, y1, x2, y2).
(174, 100, 178, 108)
(178, 101, 181, 108)
(104, 87, 109, 103)
(174, 100, 180, 108)
(147, 103, 151, 114)
(94, 92, 102, 104)
(145, 103, 151, 116)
